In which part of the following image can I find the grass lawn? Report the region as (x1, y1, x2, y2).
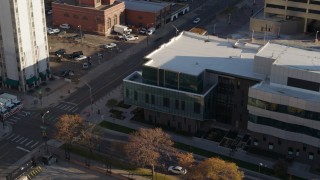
(99, 121, 135, 134)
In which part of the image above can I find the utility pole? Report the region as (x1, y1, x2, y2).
(84, 82, 93, 110)
(171, 24, 179, 36)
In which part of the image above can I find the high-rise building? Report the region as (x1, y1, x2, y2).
(0, 0, 50, 92)
(250, 0, 320, 34)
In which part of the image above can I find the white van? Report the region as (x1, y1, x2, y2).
(146, 27, 156, 35)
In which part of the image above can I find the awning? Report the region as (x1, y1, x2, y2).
(5, 78, 19, 86)
(26, 76, 37, 85)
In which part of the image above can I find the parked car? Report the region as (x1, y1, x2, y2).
(146, 27, 156, 35)
(193, 18, 201, 24)
(47, 10, 52, 15)
(55, 49, 66, 57)
(70, 51, 83, 59)
(117, 35, 126, 41)
(47, 28, 60, 34)
(83, 62, 89, 69)
(139, 28, 147, 34)
(41, 154, 57, 165)
(168, 166, 187, 175)
(125, 35, 139, 41)
(105, 43, 117, 49)
(60, 24, 71, 29)
(74, 55, 87, 61)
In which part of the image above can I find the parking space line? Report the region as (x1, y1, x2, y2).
(16, 146, 30, 153)
(25, 140, 33, 146)
(15, 137, 25, 143)
(11, 135, 20, 141)
(6, 134, 15, 140)
(72, 108, 78, 113)
(30, 141, 39, 148)
(20, 138, 29, 144)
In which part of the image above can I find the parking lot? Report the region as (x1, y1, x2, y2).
(46, 16, 147, 82)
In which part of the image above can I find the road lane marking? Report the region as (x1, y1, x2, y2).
(25, 140, 33, 146)
(9, 119, 17, 122)
(16, 146, 31, 153)
(11, 135, 20, 141)
(15, 137, 25, 143)
(20, 138, 28, 144)
(72, 108, 78, 113)
(6, 134, 15, 140)
(30, 141, 39, 148)
(61, 101, 77, 106)
(6, 121, 14, 125)
(18, 114, 26, 117)
(12, 116, 20, 120)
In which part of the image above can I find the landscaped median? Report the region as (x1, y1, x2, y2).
(99, 120, 306, 180)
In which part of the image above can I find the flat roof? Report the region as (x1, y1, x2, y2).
(251, 81, 320, 104)
(53, 0, 121, 10)
(257, 42, 320, 73)
(119, 0, 169, 12)
(145, 31, 265, 80)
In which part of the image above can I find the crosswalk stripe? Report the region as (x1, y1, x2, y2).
(72, 108, 78, 113)
(12, 116, 20, 120)
(18, 114, 26, 117)
(15, 137, 25, 143)
(67, 107, 75, 111)
(6, 134, 15, 140)
(64, 106, 73, 111)
(9, 119, 18, 122)
(6, 121, 14, 125)
(25, 140, 33, 146)
(11, 135, 20, 141)
(59, 105, 67, 110)
(55, 104, 63, 108)
(30, 141, 39, 148)
(16, 146, 30, 153)
(20, 138, 28, 144)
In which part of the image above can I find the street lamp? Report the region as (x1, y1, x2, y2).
(316, 30, 319, 42)
(251, 29, 254, 41)
(42, 110, 50, 124)
(146, 23, 154, 45)
(78, 25, 83, 43)
(171, 24, 179, 36)
(277, 26, 281, 38)
(84, 82, 93, 110)
(213, 24, 216, 35)
(258, 162, 263, 173)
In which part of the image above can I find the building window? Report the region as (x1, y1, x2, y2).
(303, 144, 307, 152)
(107, 18, 111, 29)
(73, 14, 79, 19)
(263, 136, 266, 141)
(278, 139, 282, 145)
(288, 147, 293, 155)
(82, 16, 88, 20)
(151, 95, 155, 104)
(184, 118, 186, 124)
(134, 91, 137, 101)
(175, 100, 179, 109)
(253, 139, 258, 146)
(296, 149, 300, 156)
(63, 13, 69, 17)
(268, 143, 273, 150)
(113, 15, 117, 25)
(181, 101, 185, 111)
(163, 97, 170, 108)
(145, 93, 149, 103)
(96, 0, 101, 2)
(309, 152, 314, 160)
(194, 102, 200, 114)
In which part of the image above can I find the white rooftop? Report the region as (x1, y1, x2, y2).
(145, 31, 265, 80)
(257, 42, 320, 73)
(252, 81, 320, 104)
(119, 0, 169, 12)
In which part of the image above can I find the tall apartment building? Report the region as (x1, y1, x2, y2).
(250, 0, 320, 34)
(123, 32, 320, 164)
(0, 0, 50, 92)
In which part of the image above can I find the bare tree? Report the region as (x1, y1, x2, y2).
(124, 128, 176, 178)
(55, 114, 85, 159)
(186, 157, 244, 180)
(106, 98, 118, 110)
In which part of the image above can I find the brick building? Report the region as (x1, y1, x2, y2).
(52, 0, 125, 36)
(120, 0, 171, 28)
